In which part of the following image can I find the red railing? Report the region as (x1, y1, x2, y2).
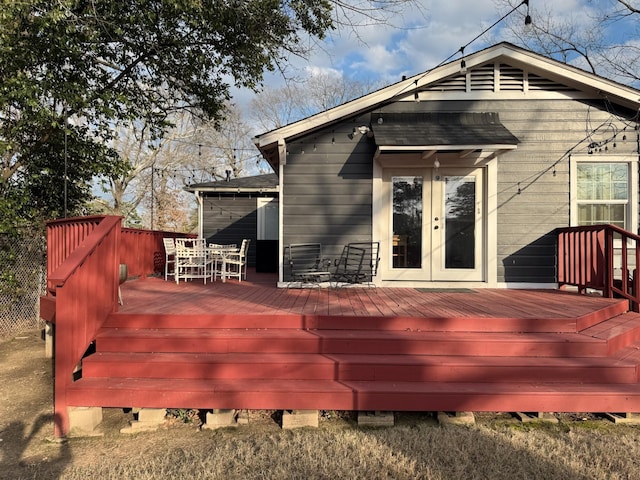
(557, 224, 640, 312)
(121, 228, 195, 278)
(40, 216, 195, 436)
(42, 216, 122, 436)
(44, 215, 107, 289)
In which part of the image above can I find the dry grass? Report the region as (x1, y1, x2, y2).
(3, 332, 640, 479)
(13, 412, 640, 480)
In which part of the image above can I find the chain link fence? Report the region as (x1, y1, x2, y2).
(0, 235, 47, 338)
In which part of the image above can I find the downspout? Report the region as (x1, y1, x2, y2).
(278, 139, 286, 284)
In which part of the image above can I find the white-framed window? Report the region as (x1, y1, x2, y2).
(570, 155, 638, 231)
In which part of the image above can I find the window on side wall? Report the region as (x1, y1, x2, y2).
(570, 156, 638, 232)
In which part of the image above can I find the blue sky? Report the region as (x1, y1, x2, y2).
(233, 0, 639, 114)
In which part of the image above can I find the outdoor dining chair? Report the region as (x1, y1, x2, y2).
(174, 238, 213, 284)
(162, 237, 176, 281)
(225, 239, 250, 282)
(208, 243, 238, 282)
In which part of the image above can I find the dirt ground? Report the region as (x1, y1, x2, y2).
(0, 330, 60, 476)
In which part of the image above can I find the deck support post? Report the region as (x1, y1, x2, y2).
(514, 412, 558, 423)
(120, 408, 167, 434)
(603, 412, 640, 424)
(68, 407, 103, 436)
(202, 409, 238, 429)
(437, 411, 475, 425)
(281, 410, 319, 429)
(357, 411, 395, 427)
(44, 322, 54, 359)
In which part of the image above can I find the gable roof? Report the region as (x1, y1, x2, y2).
(254, 42, 640, 167)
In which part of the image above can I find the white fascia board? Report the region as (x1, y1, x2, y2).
(198, 187, 278, 193)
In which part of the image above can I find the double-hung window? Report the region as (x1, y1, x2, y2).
(570, 156, 637, 231)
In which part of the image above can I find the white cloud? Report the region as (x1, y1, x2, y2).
(304, 65, 343, 79)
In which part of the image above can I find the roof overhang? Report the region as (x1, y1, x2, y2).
(372, 112, 519, 164)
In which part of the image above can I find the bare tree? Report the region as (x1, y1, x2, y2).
(251, 71, 381, 131)
(186, 103, 262, 182)
(91, 103, 262, 229)
(496, 0, 640, 84)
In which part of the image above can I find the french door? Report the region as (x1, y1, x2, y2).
(382, 166, 484, 281)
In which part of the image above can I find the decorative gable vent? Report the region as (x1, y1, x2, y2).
(499, 64, 524, 91)
(424, 75, 466, 92)
(528, 72, 576, 91)
(469, 65, 495, 91)
(423, 63, 576, 93)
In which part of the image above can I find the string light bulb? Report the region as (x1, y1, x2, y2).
(459, 47, 467, 74)
(524, 0, 532, 29)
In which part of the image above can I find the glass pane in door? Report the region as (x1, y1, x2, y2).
(444, 175, 476, 269)
(392, 176, 422, 268)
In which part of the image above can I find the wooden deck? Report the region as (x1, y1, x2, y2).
(119, 269, 625, 324)
(65, 269, 640, 420)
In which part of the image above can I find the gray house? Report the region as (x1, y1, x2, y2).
(254, 42, 640, 287)
(186, 173, 279, 271)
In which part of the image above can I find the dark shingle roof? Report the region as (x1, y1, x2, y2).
(186, 173, 278, 192)
(371, 112, 519, 147)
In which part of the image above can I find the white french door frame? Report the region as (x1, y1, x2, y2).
(372, 156, 498, 287)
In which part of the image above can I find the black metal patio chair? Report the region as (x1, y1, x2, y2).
(331, 244, 366, 286)
(345, 241, 380, 285)
(286, 243, 331, 286)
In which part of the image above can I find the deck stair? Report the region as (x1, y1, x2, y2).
(69, 301, 640, 415)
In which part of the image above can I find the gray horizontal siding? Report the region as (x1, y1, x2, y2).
(282, 117, 375, 273)
(202, 195, 276, 267)
(282, 97, 638, 284)
(489, 98, 636, 283)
